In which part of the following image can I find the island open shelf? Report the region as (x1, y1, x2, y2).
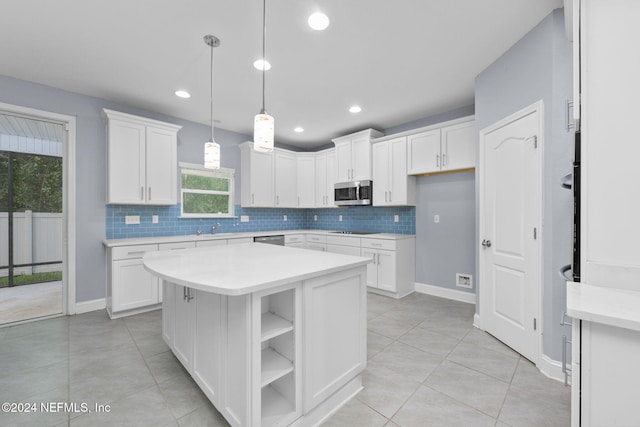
(144, 243, 369, 427)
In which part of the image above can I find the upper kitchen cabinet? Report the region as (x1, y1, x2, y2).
(240, 142, 275, 207)
(372, 137, 416, 206)
(407, 116, 476, 175)
(315, 149, 337, 208)
(104, 109, 182, 205)
(274, 150, 297, 207)
(332, 129, 383, 182)
(296, 153, 316, 208)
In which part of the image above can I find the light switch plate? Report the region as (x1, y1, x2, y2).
(240, 215, 249, 222)
(394, 214, 399, 223)
(152, 215, 159, 224)
(125, 215, 140, 225)
(283, 215, 287, 221)
(339, 215, 343, 222)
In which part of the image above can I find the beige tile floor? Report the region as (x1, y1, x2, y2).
(0, 292, 570, 427)
(0, 281, 62, 325)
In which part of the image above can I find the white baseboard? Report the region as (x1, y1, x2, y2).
(539, 353, 569, 384)
(75, 298, 106, 314)
(473, 313, 482, 329)
(414, 282, 476, 304)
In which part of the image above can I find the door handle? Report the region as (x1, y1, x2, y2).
(481, 239, 492, 248)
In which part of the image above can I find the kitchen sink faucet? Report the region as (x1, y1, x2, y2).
(212, 223, 221, 234)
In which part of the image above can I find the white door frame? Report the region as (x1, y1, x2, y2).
(478, 100, 544, 365)
(0, 102, 77, 315)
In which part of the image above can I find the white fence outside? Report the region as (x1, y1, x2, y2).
(0, 211, 63, 277)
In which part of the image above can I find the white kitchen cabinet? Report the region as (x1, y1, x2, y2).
(360, 237, 415, 298)
(326, 235, 362, 256)
(103, 109, 181, 205)
(240, 142, 275, 207)
(332, 129, 383, 182)
(107, 243, 160, 319)
(315, 149, 337, 208)
(195, 239, 227, 247)
(296, 154, 316, 208)
(285, 234, 305, 248)
(173, 284, 196, 369)
(275, 150, 297, 207)
(372, 137, 416, 206)
(228, 237, 254, 245)
(407, 117, 475, 175)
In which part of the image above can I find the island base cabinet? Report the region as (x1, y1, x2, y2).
(303, 268, 367, 412)
(161, 265, 367, 427)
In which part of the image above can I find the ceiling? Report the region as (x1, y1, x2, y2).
(0, 0, 562, 149)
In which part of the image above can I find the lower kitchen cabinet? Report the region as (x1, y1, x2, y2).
(361, 237, 415, 298)
(107, 244, 160, 318)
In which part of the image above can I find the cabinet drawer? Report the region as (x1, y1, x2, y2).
(306, 234, 327, 244)
(361, 238, 396, 251)
(227, 237, 254, 245)
(111, 244, 158, 260)
(158, 241, 196, 251)
(285, 234, 305, 244)
(326, 235, 361, 247)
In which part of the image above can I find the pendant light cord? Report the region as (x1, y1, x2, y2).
(210, 38, 214, 141)
(261, 0, 267, 114)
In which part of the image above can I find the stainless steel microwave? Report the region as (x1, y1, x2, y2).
(334, 180, 372, 206)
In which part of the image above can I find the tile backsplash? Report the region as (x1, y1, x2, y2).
(106, 204, 415, 239)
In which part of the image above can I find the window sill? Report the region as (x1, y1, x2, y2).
(178, 214, 238, 219)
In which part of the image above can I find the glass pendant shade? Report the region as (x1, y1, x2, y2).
(254, 113, 274, 152)
(204, 140, 220, 169)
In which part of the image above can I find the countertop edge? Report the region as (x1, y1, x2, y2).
(566, 281, 640, 332)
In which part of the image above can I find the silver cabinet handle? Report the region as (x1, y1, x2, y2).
(562, 335, 572, 385)
(276, 195, 279, 205)
(442, 152, 447, 166)
(388, 190, 392, 202)
(183, 287, 194, 302)
(148, 187, 151, 200)
(252, 194, 255, 204)
(127, 251, 145, 256)
(140, 186, 144, 200)
(436, 154, 440, 168)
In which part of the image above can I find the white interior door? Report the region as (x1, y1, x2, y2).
(479, 103, 542, 363)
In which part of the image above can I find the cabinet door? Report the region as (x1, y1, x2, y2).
(112, 258, 159, 312)
(361, 248, 378, 288)
(389, 137, 409, 204)
(107, 119, 146, 204)
(145, 126, 177, 205)
(306, 243, 326, 252)
(193, 291, 222, 404)
(249, 149, 275, 207)
(162, 281, 174, 346)
(442, 120, 476, 171)
(376, 249, 397, 292)
(407, 129, 441, 174)
(326, 151, 337, 206)
(315, 154, 327, 207)
(297, 155, 316, 207)
(326, 244, 361, 256)
(174, 285, 196, 370)
(334, 141, 352, 182)
(351, 136, 372, 180)
(275, 151, 297, 207)
(372, 142, 389, 206)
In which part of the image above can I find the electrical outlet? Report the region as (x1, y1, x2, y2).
(456, 273, 473, 289)
(283, 215, 287, 221)
(394, 214, 399, 223)
(314, 215, 318, 221)
(125, 215, 140, 225)
(434, 214, 440, 223)
(339, 215, 343, 222)
(240, 215, 249, 222)
(152, 215, 159, 224)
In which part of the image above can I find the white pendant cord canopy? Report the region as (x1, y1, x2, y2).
(254, 0, 274, 152)
(204, 34, 221, 169)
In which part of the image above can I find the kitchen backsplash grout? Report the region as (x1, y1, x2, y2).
(106, 204, 415, 239)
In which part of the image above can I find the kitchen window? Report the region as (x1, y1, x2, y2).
(179, 164, 234, 218)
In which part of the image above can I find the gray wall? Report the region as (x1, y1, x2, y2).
(0, 75, 251, 303)
(475, 8, 573, 361)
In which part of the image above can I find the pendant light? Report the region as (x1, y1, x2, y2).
(204, 34, 221, 169)
(254, 0, 274, 152)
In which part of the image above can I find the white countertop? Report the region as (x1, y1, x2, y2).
(567, 281, 640, 332)
(143, 242, 371, 296)
(104, 229, 415, 247)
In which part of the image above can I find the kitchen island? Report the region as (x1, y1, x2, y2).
(143, 242, 370, 427)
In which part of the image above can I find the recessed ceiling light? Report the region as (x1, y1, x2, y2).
(349, 105, 362, 113)
(308, 12, 330, 31)
(294, 127, 304, 133)
(175, 90, 191, 99)
(253, 59, 271, 71)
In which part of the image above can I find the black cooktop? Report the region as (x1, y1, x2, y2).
(329, 231, 377, 235)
